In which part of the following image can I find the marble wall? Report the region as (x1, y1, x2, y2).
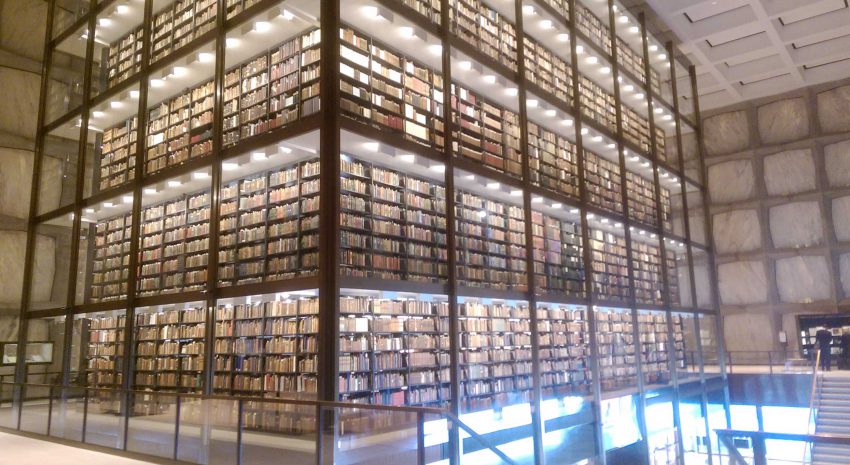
(703, 76, 850, 356)
(0, 0, 49, 358)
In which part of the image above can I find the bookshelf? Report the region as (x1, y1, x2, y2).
(339, 26, 446, 153)
(83, 313, 126, 389)
(393, 0, 442, 25)
(528, 122, 580, 199)
(524, 35, 574, 108)
(218, 158, 321, 286)
(213, 298, 319, 397)
(449, 0, 518, 72)
(133, 306, 206, 393)
(338, 295, 450, 407)
(584, 151, 623, 214)
(339, 156, 448, 282)
(595, 307, 637, 391)
(89, 213, 132, 303)
(631, 240, 664, 306)
(531, 211, 584, 298)
(455, 189, 527, 291)
(589, 228, 629, 304)
(104, 26, 144, 90)
(150, 0, 217, 64)
(537, 304, 591, 398)
(97, 116, 138, 192)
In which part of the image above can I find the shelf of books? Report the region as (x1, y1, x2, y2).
(97, 116, 138, 192)
(150, 0, 217, 64)
(584, 151, 622, 215)
(531, 210, 584, 298)
(145, 79, 215, 174)
(213, 297, 319, 399)
(339, 155, 448, 283)
(589, 227, 629, 304)
(448, 0, 518, 73)
(452, 84, 522, 178)
(89, 213, 133, 303)
(218, 158, 321, 286)
(455, 189, 527, 292)
(637, 310, 676, 386)
(338, 294, 450, 407)
(459, 299, 532, 412)
(137, 189, 211, 296)
(133, 306, 206, 392)
(104, 26, 144, 90)
(339, 26, 446, 153)
(83, 313, 127, 389)
(222, 29, 321, 148)
(524, 35, 574, 109)
(536, 303, 591, 399)
(394, 0, 443, 25)
(631, 239, 664, 306)
(595, 307, 637, 391)
(528, 122, 580, 199)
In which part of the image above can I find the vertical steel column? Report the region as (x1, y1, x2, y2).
(318, 1, 342, 463)
(663, 39, 688, 465)
(513, 3, 545, 464)
(606, 1, 650, 461)
(566, 1, 606, 463)
(438, 1, 462, 463)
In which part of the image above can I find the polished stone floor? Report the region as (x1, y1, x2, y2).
(0, 431, 159, 465)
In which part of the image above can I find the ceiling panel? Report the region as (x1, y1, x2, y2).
(645, 0, 850, 110)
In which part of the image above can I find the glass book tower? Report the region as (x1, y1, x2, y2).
(20, 0, 727, 463)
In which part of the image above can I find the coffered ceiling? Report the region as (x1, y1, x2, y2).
(641, 0, 850, 111)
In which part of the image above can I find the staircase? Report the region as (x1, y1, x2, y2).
(812, 376, 850, 464)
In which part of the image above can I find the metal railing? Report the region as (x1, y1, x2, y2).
(803, 349, 822, 464)
(717, 351, 819, 375)
(714, 429, 850, 465)
(0, 382, 520, 465)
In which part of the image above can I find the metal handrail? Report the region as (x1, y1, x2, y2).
(715, 428, 850, 465)
(803, 349, 822, 464)
(2, 382, 521, 465)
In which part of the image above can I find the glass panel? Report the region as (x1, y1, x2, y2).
(673, 312, 700, 381)
(699, 313, 722, 378)
(685, 182, 706, 246)
(19, 384, 52, 434)
(542, 389, 600, 464)
(29, 214, 74, 311)
(23, 315, 65, 384)
(90, 1, 146, 98)
(531, 205, 585, 299)
(681, 122, 701, 186)
(143, 39, 216, 176)
(45, 25, 89, 124)
(666, 241, 691, 309)
(70, 309, 127, 388)
(127, 390, 177, 459)
(0, 382, 16, 429)
(729, 404, 757, 431)
(83, 84, 141, 197)
(630, 232, 665, 306)
(148, 0, 218, 67)
(241, 400, 317, 465)
(595, 306, 637, 392)
(675, 61, 695, 124)
(624, 154, 660, 229)
(137, 170, 212, 296)
(706, 387, 729, 463)
(50, 386, 86, 441)
(678, 383, 708, 464)
(85, 388, 125, 449)
(223, 2, 321, 148)
(334, 406, 418, 465)
(133, 301, 207, 393)
(589, 214, 629, 305)
(217, 140, 320, 286)
(78, 191, 134, 304)
(692, 247, 714, 310)
(39, 121, 81, 215)
(213, 292, 319, 399)
(646, 388, 680, 465)
(52, 0, 90, 39)
(637, 309, 672, 388)
(177, 398, 240, 465)
(600, 393, 641, 452)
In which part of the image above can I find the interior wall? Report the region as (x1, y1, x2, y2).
(701, 76, 850, 358)
(0, 0, 49, 379)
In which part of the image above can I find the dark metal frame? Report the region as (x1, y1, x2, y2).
(18, 1, 727, 465)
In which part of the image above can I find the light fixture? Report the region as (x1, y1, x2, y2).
(650, 233, 657, 238)
(399, 26, 414, 39)
(198, 52, 214, 63)
(510, 189, 522, 197)
(109, 101, 123, 109)
(532, 197, 543, 203)
(585, 56, 598, 65)
(586, 213, 595, 219)
(192, 171, 209, 180)
(642, 161, 650, 167)
(635, 92, 645, 100)
(464, 174, 475, 180)
(557, 33, 570, 42)
(545, 109, 556, 117)
(654, 108, 663, 114)
(592, 135, 602, 142)
(552, 203, 562, 209)
(430, 164, 446, 173)
(607, 143, 616, 149)
(363, 142, 379, 152)
(279, 145, 293, 154)
(254, 21, 272, 33)
(85, 208, 95, 213)
(226, 37, 240, 48)
(615, 222, 622, 228)
(600, 67, 611, 74)
(527, 99, 539, 108)
(167, 181, 182, 188)
(662, 114, 673, 121)
(150, 78, 164, 88)
(483, 74, 496, 84)
(281, 9, 295, 20)
(486, 182, 500, 190)
(658, 53, 667, 61)
(618, 15, 629, 23)
(428, 44, 442, 55)
(630, 156, 640, 161)
(223, 162, 239, 171)
(143, 188, 157, 195)
(576, 45, 584, 54)
(362, 5, 380, 18)
(477, 210, 487, 218)
(601, 218, 609, 224)
(129, 90, 139, 99)
(252, 151, 268, 160)
(459, 60, 473, 71)
(569, 208, 579, 214)
(522, 5, 535, 15)
(629, 26, 639, 34)
(639, 230, 646, 235)
(172, 66, 187, 77)
(103, 202, 114, 208)
(98, 18, 112, 27)
(623, 84, 634, 92)
(115, 4, 129, 14)
(540, 19, 553, 29)
(399, 154, 415, 163)
(648, 45, 658, 52)
(505, 87, 518, 97)
(580, 128, 589, 135)
(122, 196, 133, 204)
(92, 111, 105, 118)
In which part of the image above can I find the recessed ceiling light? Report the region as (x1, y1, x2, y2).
(629, 26, 639, 34)
(222, 162, 239, 171)
(399, 154, 415, 163)
(198, 52, 214, 63)
(85, 208, 95, 213)
(540, 20, 553, 29)
(122, 196, 133, 204)
(193, 171, 209, 179)
(363, 142, 379, 152)
(570, 208, 579, 214)
(522, 5, 535, 15)
(92, 111, 105, 118)
(428, 44, 442, 55)
(527, 99, 539, 108)
(150, 79, 164, 88)
(585, 56, 598, 65)
(172, 66, 187, 77)
(649, 45, 658, 52)
(281, 9, 295, 20)
(658, 53, 667, 61)
(143, 188, 157, 195)
(552, 203, 562, 209)
(580, 128, 589, 135)
(505, 87, 518, 96)
(618, 15, 629, 23)
(576, 45, 584, 54)
(510, 189, 522, 197)
(459, 60, 472, 70)
(362, 6, 379, 18)
(532, 197, 543, 203)
(167, 181, 181, 188)
(109, 101, 123, 109)
(600, 67, 611, 74)
(226, 38, 240, 48)
(592, 135, 602, 142)
(252, 151, 267, 160)
(623, 84, 634, 92)
(587, 213, 595, 219)
(483, 75, 496, 84)
(129, 90, 139, 99)
(115, 5, 129, 14)
(103, 202, 114, 208)
(561, 119, 574, 127)
(254, 21, 272, 33)
(399, 26, 414, 39)
(557, 33, 570, 42)
(430, 164, 446, 173)
(486, 182, 500, 190)
(98, 18, 112, 27)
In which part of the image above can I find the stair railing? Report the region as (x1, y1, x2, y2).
(803, 349, 822, 464)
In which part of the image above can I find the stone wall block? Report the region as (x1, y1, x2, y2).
(713, 209, 762, 254)
(718, 261, 768, 305)
(775, 255, 832, 303)
(825, 139, 850, 188)
(0, 148, 34, 219)
(818, 84, 850, 134)
(724, 313, 773, 352)
(769, 201, 824, 249)
(763, 148, 815, 196)
(757, 97, 809, 145)
(703, 110, 750, 156)
(708, 160, 755, 203)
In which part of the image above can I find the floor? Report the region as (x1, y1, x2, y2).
(0, 431, 159, 465)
